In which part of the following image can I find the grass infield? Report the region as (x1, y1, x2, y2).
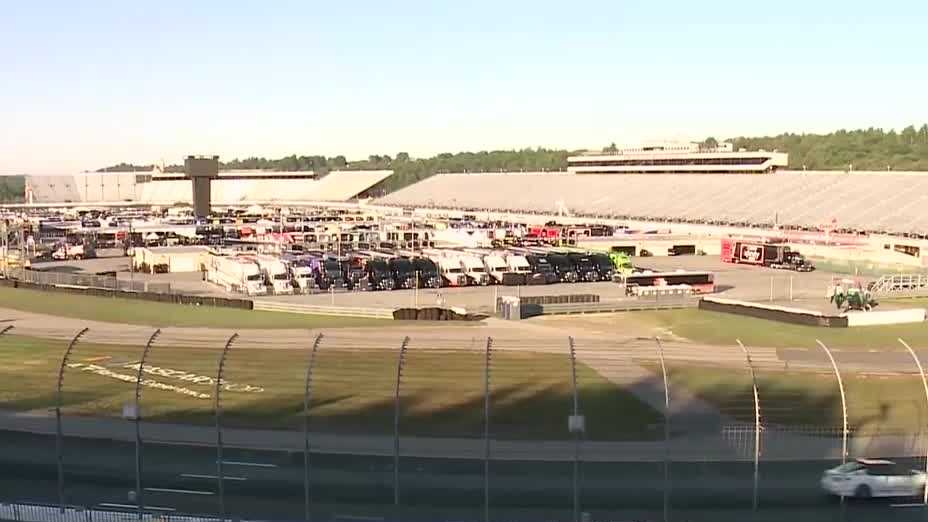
(0, 335, 661, 441)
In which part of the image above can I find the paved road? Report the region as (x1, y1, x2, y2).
(3, 430, 928, 522)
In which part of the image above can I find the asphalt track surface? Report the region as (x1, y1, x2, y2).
(3, 430, 928, 522)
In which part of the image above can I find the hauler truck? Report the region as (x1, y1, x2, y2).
(283, 255, 315, 293)
(720, 239, 815, 272)
(252, 254, 293, 295)
(207, 255, 267, 295)
(424, 249, 469, 287)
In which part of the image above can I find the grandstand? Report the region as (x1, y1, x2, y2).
(376, 171, 928, 236)
(24, 170, 392, 205)
(568, 142, 789, 174)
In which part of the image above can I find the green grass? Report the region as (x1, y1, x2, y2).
(0, 335, 661, 441)
(0, 287, 392, 329)
(645, 362, 928, 434)
(639, 309, 928, 349)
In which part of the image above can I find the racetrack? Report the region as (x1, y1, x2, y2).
(5, 302, 928, 521)
(3, 430, 928, 522)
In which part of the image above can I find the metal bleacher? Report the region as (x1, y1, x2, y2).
(376, 171, 928, 236)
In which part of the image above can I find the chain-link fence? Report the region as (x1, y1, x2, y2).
(15, 269, 173, 294)
(4, 327, 928, 521)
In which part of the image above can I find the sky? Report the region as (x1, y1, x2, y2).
(2, 0, 926, 174)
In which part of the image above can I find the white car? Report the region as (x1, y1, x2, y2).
(821, 458, 926, 498)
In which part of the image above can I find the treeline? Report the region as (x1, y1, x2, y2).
(728, 125, 928, 171)
(94, 148, 571, 192)
(88, 124, 928, 195)
(0, 177, 24, 203)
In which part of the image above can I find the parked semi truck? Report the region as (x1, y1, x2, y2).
(546, 253, 579, 283)
(411, 256, 442, 288)
(315, 256, 346, 290)
(388, 257, 417, 289)
(282, 255, 315, 293)
(720, 239, 815, 272)
(565, 252, 599, 282)
(253, 254, 293, 295)
(363, 257, 395, 291)
(459, 254, 490, 286)
(524, 254, 558, 284)
(207, 255, 267, 295)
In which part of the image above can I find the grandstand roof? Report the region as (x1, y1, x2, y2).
(376, 171, 928, 236)
(23, 170, 392, 205)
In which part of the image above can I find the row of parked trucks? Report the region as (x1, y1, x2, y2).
(205, 247, 637, 295)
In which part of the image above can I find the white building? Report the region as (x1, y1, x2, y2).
(568, 142, 788, 174)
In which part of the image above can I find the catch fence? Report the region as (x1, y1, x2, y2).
(4, 327, 928, 521)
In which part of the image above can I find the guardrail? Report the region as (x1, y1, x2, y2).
(0, 502, 224, 522)
(17, 268, 172, 294)
(526, 296, 697, 316)
(252, 300, 395, 319)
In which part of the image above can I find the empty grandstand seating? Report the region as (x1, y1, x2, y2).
(376, 171, 928, 236)
(25, 170, 391, 205)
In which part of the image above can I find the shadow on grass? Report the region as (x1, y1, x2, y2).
(136, 382, 664, 442)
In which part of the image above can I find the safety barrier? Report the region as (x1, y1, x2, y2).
(252, 299, 395, 319)
(0, 278, 253, 310)
(0, 502, 224, 522)
(530, 298, 696, 316)
(18, 269, 172, 294)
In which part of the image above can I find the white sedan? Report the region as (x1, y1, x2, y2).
(821, 458, 926, 499)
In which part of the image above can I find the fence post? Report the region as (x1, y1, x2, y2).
(898, 338, 928, 505)
(215, 333, 239, 522)
(56, 327, 89, 512)
(816, 338, 848, 516)
(393, 336, 410, 506)
(737, 339, 761, 512)
(567, 337, 581, 522)
(483, 337, 493, 522)
(133, 329, 161, 521)
(303, 333, 325, 522)
(654, 337, 671, 522)
(815, 340, 848, 466)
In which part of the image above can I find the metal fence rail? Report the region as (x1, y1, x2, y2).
(16, 268, 172, 294)
(252, 300, 395, 318)
(0, 502, 225, 522)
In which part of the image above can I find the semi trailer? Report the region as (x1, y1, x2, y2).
(207, 255, 267, 295)
(720, 239, 815, 272)
(253, 254, 293, 295)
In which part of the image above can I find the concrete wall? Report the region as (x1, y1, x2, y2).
(845, 309, 927, 326)
(699, 296, 847, 327)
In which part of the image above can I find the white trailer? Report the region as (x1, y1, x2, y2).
(206, 255, 267, 296)
(504, 253, 532, 276)
(253, 254, 293, 295)
(460, 254, 490, 286)
(431, 254, 468, 287)
(470, 251, 509, 284)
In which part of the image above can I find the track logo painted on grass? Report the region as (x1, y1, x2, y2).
(120, 362, 264, 393)
(65, 362, 265, 400)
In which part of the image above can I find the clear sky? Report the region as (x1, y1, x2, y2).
(2, 0, 926, 173)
